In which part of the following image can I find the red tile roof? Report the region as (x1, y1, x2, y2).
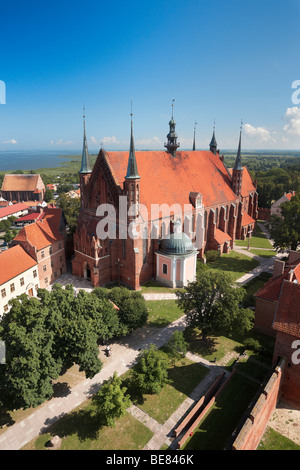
(242, 213, 256, 227)
(1, 174, 44, 192)
(15, 212, 44, 222)
(273, 281, 300, 338)
(103, 150, 256, 211)
(255, 259, 300, 302)
(215, 228, 232, 245)
(0, 203, 28, 219)
(285, 191, 296, 201)
(0, 245, 37, 285)
(13, 208, 64, 250)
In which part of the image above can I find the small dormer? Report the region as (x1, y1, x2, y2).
(189, 192, 203, 209)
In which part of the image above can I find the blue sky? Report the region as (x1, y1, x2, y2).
(1, 0, 300, 151)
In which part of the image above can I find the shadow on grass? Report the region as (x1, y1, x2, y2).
(41, 405, 103, 443)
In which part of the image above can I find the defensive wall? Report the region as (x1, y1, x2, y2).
(231, 357, 285, 450)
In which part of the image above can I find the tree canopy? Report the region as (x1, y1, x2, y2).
(0, 284, 130, 410)
(175, 270, 254, 338)
(270, 193, 300, 252)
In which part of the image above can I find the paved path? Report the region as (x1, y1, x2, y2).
(0, 221, 284, 450)
(0, 316, 186, 450)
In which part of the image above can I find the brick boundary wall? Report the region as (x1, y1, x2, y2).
(174, 371, 226, 438)
(231, 358, 285, 450)
(257, 207, 270, 221)
(177, 370, 235, 449)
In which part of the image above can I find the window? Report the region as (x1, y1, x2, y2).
(41, 251, 45, 258)
(1, 289, 6, 298)
(45, 278, 48, 284)
(58, 242, 62, 249)
(10, 283, 15, 293)
(20, 277, 24, 287)
(143, 228, 148, 264)
(35, 284, 39, 291)
(51, 260, 54, 268)
(43, 265, 47, 272)
(122, 239, 126, 259)
(4, 304, 8, 313)
(49, 247, 53, 255)
(54, 271, 58, 278)
(162, 263, 168, 275)
(60, 256, 63, 262)
(33, 270, 37, 278)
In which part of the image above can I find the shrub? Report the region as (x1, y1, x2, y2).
(244, 338, 262, 353)
(205, 250, 221, 263)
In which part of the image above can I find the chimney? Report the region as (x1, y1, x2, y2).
(272, 259, 285, 278)
(288, 269, 294, 282)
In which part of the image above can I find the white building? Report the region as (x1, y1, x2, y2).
(0, 202, 29, 222)
(0, 245, 39, 318)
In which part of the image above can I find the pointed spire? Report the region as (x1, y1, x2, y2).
(79, 106, 92, 174)
(209, 121, 217, 155)
(164, 99, 180, 157)
(233, 120, 243, 170)
(193, 121, 197, 150)
(125, 108, 140, 179)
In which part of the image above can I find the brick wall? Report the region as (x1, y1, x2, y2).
(273, 332, 300, 409)
(254, 298, 277, 337)
(232, 359, 285, 450)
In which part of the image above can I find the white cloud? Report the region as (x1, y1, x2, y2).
(51, 138, 74, 146)
(101, 136, 119, 145)
(136, 136, 162, 146)
(3, 139, 18, 144)
(283, 107, 300, 135)
(90, 136, 98, 145)
(243, 123, 276, 142)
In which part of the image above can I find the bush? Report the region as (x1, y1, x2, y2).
(119, 297, 148, 330)
(205, 250, 221, 263)
(244, 338, 262, 353)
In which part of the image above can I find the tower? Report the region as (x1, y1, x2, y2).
(79, 107, 92, 208)
(232, 122, 243, 197)
(209, 122, 218, 155)
(124, 112, 140, 218)
(164, 99, 180, 157)
(193, 121, 197, 151)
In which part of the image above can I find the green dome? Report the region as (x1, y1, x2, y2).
(160, 232, 195, 255)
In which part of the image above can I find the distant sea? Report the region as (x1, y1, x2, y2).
(0, 150, 82, 171)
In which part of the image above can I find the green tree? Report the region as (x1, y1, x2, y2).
(92, 372, 131, 427)
(133, 344, 170, 395)
(56, 193, 80, 235)
(270, 193, 300, 251)
(166, 330, 188, 364)
(0, 295, 60, 409)
(106, 287, 148, 332)
(176, 270, 253, 338)
(44, 188, 54, 202)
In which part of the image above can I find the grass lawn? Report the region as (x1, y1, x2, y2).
(249, 248, 277, 258)
(258, 427, 300, 450)
(23, 402, 153, 451)
(146, 299, 184, 327)
(182, 373, 259, 450)
(141, 280, 177, 293)
(205, 251, 260, 281)
(234, 224, 273, 249)
(184, 327, 244, 363)
(123, 356, 209, 424)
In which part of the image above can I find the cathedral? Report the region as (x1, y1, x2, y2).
(72, 107, 258, 290)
